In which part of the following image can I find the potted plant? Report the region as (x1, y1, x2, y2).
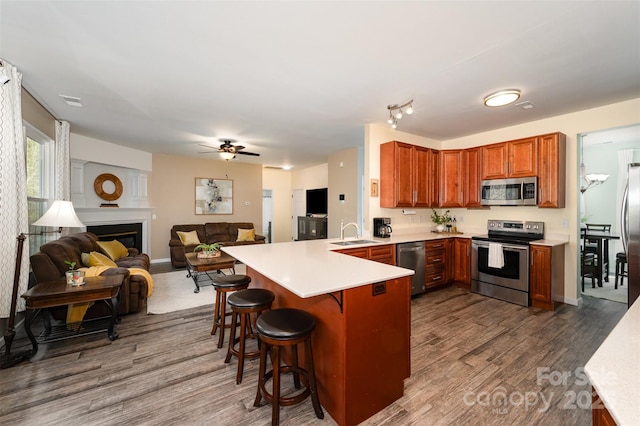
(431, 209, 452, 232)
(64, 260, 85, 286)
(194, 242, 223, 258)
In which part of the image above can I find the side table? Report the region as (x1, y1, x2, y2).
(21, 274, 124, 357)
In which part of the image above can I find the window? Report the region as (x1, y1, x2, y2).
(25, 124, 54, 255)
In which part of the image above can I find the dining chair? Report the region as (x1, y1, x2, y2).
(580, 228, 597, 291)
(584, 223, 612, 281)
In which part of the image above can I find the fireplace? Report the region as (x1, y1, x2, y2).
(87, 223, 143, 253)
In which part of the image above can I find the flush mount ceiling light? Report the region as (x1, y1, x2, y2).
(387, 99, 414, 129)
(483, 90, 521, 107)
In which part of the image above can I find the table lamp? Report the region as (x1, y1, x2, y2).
(1, 200, 84, 369)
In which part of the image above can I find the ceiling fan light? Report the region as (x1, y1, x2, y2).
(484, 89, 521, 107)
(219, 152, 236, 161)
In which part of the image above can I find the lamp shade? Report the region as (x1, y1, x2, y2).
(32, 200, 84, 228)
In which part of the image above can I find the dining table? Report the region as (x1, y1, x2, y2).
(581, 228, 620, 287)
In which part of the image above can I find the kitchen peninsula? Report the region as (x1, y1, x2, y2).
(223, 240, 414, 426)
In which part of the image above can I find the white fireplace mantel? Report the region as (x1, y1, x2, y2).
(75, 207, 153, 255)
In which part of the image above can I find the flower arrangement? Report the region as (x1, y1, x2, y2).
(431, 209, 452, 226)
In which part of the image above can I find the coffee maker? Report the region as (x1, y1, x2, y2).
(373, 217, 392, 238)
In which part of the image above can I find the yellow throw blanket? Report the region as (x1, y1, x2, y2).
(66, 266, 155, 324)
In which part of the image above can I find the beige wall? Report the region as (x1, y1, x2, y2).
(22, 88, 55, 139)
(149, 154, 263, 261)
(291, 163, 328, 190)
(328, 147, 359, 238)
(263, 168, 293, 243)
(365, 98, 640, 304)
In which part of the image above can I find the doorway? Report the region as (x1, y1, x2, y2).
(262, 189, 273, 243)
(578, 124, 640, 304)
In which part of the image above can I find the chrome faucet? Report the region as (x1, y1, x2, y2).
(340, 219, 360, 240)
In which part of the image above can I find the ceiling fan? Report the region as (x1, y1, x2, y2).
(199, 139, 260, 160)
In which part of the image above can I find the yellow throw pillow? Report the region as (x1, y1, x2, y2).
(177, 230, 201, 245)
(97, 240, 129, 261)
(237, 228, 255, 242)
(81, 251, 118, 268)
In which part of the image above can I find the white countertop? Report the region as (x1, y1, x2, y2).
(223, 239, 414, 298)
(585, 298, 640, 425)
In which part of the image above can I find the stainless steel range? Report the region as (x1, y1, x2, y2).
(471, 220, 544, 306)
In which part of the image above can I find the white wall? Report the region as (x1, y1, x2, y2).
(71, 133, 152, 171)
(364, 98, 640, 305)
(262, 168, 293, 243)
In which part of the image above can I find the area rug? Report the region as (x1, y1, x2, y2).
(147, 264, 246, 314)
(582, 277, 628, 304)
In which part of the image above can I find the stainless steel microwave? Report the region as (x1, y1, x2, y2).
(480, 177, 537, 206)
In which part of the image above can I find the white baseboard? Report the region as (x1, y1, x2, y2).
(150, 257, 171, 264)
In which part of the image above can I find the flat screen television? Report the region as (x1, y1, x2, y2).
(306, 188, 328, 216)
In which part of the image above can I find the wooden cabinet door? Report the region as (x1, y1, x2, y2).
(369, 244, 396, 265)
(529, 245, 552, 307)
(428, 150, 440, 207)
(413, 146, 431, 207)
(463, 147, 482, 207)
(439, 150, 463, 207)
(481, 142, 508, 179)
(380, 141, 414, 207)
(453, 238, 471, 284)
(537, 132, 566, 208)
(509, 137, 538, 177)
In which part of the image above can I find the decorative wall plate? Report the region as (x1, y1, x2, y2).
(94, 173, 123, 202)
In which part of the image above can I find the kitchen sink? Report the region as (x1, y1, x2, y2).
(331, 239, 379, 246)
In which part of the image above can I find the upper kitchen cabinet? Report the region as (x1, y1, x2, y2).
(537, 132, 566, 208)
(438, 148, 481, 208)
(481, 137, 538, 180)
(463, 147, 482, 207)
(380, 141, 437, 208)
(439, 150, 463, 207)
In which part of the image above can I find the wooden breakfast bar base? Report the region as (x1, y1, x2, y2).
(247, 266, 411, 426)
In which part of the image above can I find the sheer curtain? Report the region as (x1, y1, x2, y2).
(55, 120, 71, 201)
(0, 60, 28, 317)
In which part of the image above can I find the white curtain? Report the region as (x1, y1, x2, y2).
(0, 60, 28, 317)
(55, 120, 71, 200)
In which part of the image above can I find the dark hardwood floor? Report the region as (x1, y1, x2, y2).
(0, 286, 626, 425)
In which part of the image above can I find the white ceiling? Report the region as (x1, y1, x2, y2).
(2, 1, 639, 169)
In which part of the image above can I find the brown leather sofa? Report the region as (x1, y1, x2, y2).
(169, 222, 265, 268)
(30, 232, 150, 316)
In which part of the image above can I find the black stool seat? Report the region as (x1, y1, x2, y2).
(256, 308, 315, 340)
(213, 274, 252, 288)
(211, 274, 251, 348)
(254, 308, 323, 425)
(225, 289, 275, 384)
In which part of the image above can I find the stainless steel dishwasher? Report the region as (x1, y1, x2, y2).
(396, 241, 426, 295)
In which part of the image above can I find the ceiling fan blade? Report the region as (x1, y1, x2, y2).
(236, 151, 260, 156)
(199, 143, 216, 150)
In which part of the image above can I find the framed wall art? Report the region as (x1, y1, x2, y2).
(195, 178, 233, 215)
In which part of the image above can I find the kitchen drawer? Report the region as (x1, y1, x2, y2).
(425, 240, 447, 252)
(426, 266, 446, 288)
(369, 244, 395, 264)
(426, 251, 445, 266)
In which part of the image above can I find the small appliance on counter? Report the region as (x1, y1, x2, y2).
(373, 217, 392, 238)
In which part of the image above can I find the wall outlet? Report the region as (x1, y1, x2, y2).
(458, 215, 463, 223)
(562, 218, 569, 228)
(245, 201, 251, 206)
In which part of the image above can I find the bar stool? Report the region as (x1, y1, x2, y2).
(225, 288, 275, 384)
(615, 252, 628, 289)
(211, 274, 251, 348)
(254, 308, 324, 425)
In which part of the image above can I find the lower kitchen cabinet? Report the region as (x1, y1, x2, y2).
(530, 244, 565, 310)
(335, 244, 395, 265)
(591, 387, 617, 426)
(453, 238, 471, 286)
(425, 239, 448, 289)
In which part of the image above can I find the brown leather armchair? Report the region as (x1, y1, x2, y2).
(30, 232, 150, 316)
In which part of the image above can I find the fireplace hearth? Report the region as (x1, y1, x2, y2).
(87, 223, 143, 253)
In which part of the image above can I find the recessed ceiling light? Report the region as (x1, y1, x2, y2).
(59, 94, 83, 107)
(483, 90, 521, 107)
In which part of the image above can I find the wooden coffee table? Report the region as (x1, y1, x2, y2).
(21, 274, 124, 357)
(185, 252, 237, 293)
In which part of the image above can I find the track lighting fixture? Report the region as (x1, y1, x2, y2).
(386, 99, 413, 129)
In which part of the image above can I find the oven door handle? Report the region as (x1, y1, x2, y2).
(472, 241, 529, 251)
